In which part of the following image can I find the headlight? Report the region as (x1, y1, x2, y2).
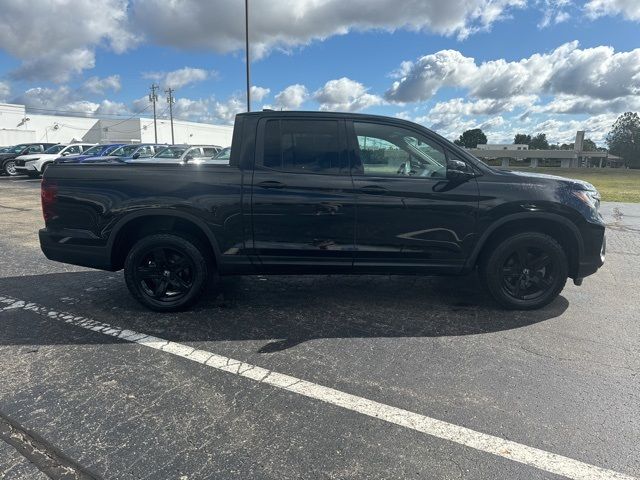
(572, 190, 600, 210)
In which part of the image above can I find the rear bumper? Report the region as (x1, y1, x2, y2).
(39, 228, 116, 271)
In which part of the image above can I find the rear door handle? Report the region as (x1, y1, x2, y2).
(359, 185, 388, 195)
(257, 180, 286, 189)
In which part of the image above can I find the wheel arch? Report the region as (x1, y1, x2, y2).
(467, 212, 584, 277)
(108, 210, 221, 271)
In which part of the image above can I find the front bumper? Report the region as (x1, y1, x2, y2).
(39, 228, 116, 271)
(14, 161, 39, 173)
(574, 224, 606, 279)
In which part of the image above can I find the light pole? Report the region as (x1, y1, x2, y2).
(245, 0, 251, 112)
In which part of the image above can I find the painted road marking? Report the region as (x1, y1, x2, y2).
(1, 295, 636, 480)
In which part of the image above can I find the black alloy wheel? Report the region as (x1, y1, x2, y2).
(124, 234, 210, 311)
(135, 247, 195, 302)
(481, 232, 568, 310)
(500, 246, 555, 301)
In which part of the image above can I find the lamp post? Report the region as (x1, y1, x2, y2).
(245, 0, 251, 112)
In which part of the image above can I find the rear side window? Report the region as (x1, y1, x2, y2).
(263, 119, 346, 174)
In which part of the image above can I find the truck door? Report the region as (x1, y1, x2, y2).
(250, 117, 356, 271)
(348, 120, 480, 273)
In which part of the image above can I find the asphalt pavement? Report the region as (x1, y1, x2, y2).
(0, 175, 638, 479)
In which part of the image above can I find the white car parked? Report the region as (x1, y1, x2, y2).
(14, 143, 95, 177)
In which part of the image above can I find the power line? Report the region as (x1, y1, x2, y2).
(19, 106, 151, 118)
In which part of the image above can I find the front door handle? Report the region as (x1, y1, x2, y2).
(257, 180, 286, 189)
(359, 185, 388, 195)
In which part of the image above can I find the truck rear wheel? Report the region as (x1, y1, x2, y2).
(124, 233, 210, 312)
(480, 232, 568, 310)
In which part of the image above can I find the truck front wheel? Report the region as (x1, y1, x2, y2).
(124, 233, 210, 312)
(480, 232, 568, 310)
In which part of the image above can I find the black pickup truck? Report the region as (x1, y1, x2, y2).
(40, 111, 606, 311)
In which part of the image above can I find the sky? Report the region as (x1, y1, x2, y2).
(0, 0, 639, 145)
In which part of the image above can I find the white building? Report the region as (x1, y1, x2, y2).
(0, 103, 234, 147)
(476, 144, 529, 151)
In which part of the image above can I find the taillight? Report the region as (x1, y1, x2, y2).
(41, 179, 58, 223)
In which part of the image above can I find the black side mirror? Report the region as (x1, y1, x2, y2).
(184, 155, 194, 162)
(447, 159, 475, 182)
(132, 152, 140, 159)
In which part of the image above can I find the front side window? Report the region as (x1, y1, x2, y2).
(111, 145, 139, 157)
(155, 146, 187, 158)
(27, 145, 43, 153)
(137, 146, 154, 158)
(263, 119, 345, 174)
(65, 145, 82, 154)
(81, 145, 103, 156)
(354, 122, 447, 179)
(202, 147, 217, 157)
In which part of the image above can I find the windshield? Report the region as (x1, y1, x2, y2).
(44, 144, 66, 154)
(214, 147, 231, 160)
(111, 145, 140, 157)
(155, 146, 187, 158)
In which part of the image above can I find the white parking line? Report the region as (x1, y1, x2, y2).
(0, 294, 636, 480)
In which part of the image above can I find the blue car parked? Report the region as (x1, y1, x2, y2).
(79, 144, 167, 164)
(55, 144, 126, 164)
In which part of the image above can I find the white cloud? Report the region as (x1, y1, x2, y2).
(585, 0, 640, 20)
(314, 78, 383, 112)
(131, 0, 526, 59)
(95, 100, 130, 116)
(0, 81, 9, 102)
(537, 0, 572, 28)
(385, 41, 640, 112)
(10, 49, 96, 83)
(273, 84, 309, 110)
(83, 75, 122, 94)
(0, 0, 137, 82)
(530, 114, 619, 144)
(530, 94, 640, 115)
(144, 67, 212, 89)
(250, 86, 271, 102)
(132, 92, 247, 125)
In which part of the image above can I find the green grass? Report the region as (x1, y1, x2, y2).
(505, 167, 640, 203)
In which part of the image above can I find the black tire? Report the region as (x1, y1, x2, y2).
(3, 160, 18, 176)
(124, 233, 211, 312)
(480, 232, 568, 310)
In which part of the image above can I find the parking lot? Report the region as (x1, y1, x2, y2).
(0, 175, 638, 479)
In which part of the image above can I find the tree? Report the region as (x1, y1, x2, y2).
(529, 133, 549, 150)
(606, 112, 640, 168)
(457, 128, 487, 148)
(513, 134, 531, 145)
(582, 139, 598, 151)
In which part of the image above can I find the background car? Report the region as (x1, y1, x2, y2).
(130, 145, 221, 164)
(1, 143, 58, 176)
(14, 143, 95, 177)
(55, 144, 126, 164)
(80, 144, 167, 164)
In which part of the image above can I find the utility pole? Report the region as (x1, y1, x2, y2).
(245, 0, 251, 112)
(165, 87, 175, 145)
(149, 84, 159, 143)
